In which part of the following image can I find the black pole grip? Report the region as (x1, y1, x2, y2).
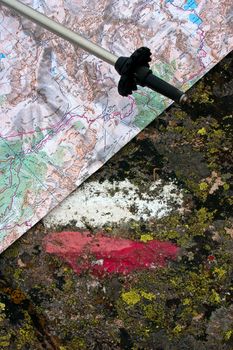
(135, 66, 185, 103)
(115, 48, 188, 104)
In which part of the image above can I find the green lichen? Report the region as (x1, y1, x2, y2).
(68, 338, 86, 349)
(212, 266, 227, 280)
(172, 324, 184, 335)
(16, 311, 37, 349)
(198, 181, 209, 201)
(0, 302, 5, 322)
(13, 268, 23, 282)
(206, 127, 226, 171)
(0, 335, 11, 348)
(140, 291, 156, 301)
(209, 289, 221, 304)
(173, 110, 188, 120)
(191, 81, 214, 104)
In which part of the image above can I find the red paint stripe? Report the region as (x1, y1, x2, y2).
(44, 231, 179, 276)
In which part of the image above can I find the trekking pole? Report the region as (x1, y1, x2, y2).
(0, 0, 188, 104)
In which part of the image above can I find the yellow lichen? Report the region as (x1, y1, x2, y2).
(223, 183, 230, 191)
(13, 268, 23, 281)
(209, 289, 221, 304)
(140, 291, 156, 301)
(197, 127, 207, 136)
(172, 324, 184, 335)
(17, 312, 37, 349)
(173, 110, 188, 120)
(182, 298, 191, 306)
(0, 302, 5, 322)
(199, 182, 209, 191)
(192, 81, 214, 104)
(122, 290, 141, 306)
(140, 234, 153, 242)
(0, 335, 10, 348)
(122, 289, 156, 308)
(212, 267, 226, 279)
(224, 330, 233, 341)
(144, 304, 155, 319)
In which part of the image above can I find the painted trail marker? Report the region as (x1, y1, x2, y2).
(44, 231, 179, 276)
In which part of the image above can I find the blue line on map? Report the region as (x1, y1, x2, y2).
(183, 0, 198, 10)
(189, 13, 202, 25)
(0, 53, 6, 59)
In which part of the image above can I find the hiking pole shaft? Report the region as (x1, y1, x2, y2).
(0, 0, 188, 104)
(0, 0, 118, 65)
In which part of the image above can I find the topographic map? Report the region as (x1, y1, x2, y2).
(0, 0, 232, 252)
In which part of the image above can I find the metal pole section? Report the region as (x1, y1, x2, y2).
(0, 0, 118, 65)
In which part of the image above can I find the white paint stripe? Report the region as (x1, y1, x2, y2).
(43, 179, 183, 228)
